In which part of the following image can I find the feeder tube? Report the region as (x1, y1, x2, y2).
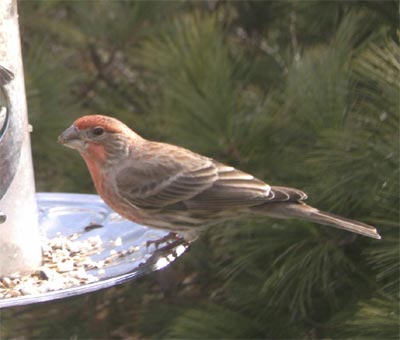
(0, 0, 42, 275)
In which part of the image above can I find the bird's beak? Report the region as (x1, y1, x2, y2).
(58, 124, 86, 151)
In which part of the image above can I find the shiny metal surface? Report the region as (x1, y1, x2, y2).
(0, 65, 20, 202)
(0, 65, 14, 86)
(0, 2, 42, 274)
(0, 66, 12, 223)
(0, 192, 187, 309)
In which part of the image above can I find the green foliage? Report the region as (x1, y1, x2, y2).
(140, 13, 251, 159)
(9, 1, 399, 339)
(342, 297, 399, 339)
(167, 304, 266, 339)
(22, 37, 87, 191)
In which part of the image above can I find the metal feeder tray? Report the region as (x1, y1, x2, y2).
(0, 192, 188, 309)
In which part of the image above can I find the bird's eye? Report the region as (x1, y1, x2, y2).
(92, 127, 105, 136)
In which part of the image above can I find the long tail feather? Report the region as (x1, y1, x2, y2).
(256, 203, 381, 239)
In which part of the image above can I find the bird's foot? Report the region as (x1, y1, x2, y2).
(146, 232, 184, 250)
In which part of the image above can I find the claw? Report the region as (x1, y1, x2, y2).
(146, 232, 182, 250)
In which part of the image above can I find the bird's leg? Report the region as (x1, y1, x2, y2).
(146, 232, 190, 260)
(146, 232, 183, 250)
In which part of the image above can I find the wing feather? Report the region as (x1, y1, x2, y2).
(116, 154, 218, 209)
(115, 144, 308, 212)
(185, 164, 307, 209)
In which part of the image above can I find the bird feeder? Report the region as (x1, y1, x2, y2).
(0, 1, 42, 277)
(0, 0, 187, 309)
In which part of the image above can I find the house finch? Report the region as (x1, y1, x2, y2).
(58, 115, 381, 241)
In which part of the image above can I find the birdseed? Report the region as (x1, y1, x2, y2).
(0, 232, 137, 300)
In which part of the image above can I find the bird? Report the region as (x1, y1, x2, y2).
(58, 115, 381, 242)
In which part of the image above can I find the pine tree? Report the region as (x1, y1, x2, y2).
(4, 1, 397, 339)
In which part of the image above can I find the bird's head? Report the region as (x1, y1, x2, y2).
(58, 115, 142, 164)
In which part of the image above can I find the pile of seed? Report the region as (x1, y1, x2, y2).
(0, 233, 138, 299)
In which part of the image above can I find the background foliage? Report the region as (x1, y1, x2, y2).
(2, 1, 399, 339)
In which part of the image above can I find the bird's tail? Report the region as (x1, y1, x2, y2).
(254, 202, 381, 239)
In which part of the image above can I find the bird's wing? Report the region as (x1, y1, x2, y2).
(116, 142, 307, 211)
(115, 145, 219, 209)
(184, 163, 307, 210)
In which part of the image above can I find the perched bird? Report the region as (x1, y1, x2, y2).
(58, 115, 381, 241)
